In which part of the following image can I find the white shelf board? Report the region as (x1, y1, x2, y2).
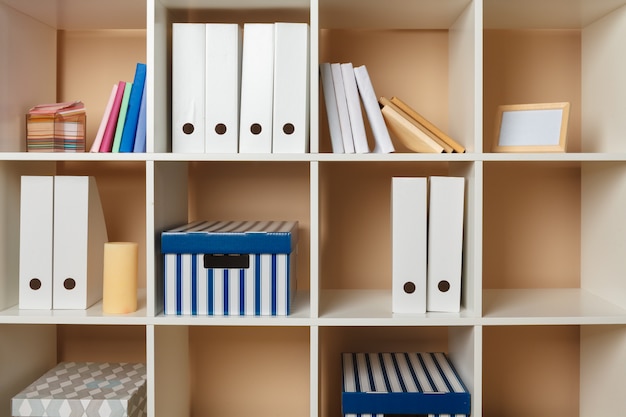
(318, 289, 475, 326)
(482, 152, 626, 162)
(0, 289, 148, 325)
(484, 0, 626, 29)
(0, 152, 149, 162)
(152, 152, 476, 162)
(151, 152, 315, 162)
(315, 152, 476, 162)
(319, 0, 473, 29)
(482, 288, 626, 325)
(1, 0, 146, 30)
(3, 152, 626, 163)
(158, 0, 309, 10)
(153, 290, 311, 326)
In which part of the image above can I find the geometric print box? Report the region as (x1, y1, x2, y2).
(12, 362, 146, 417)
(342, 352, 470, 417)
(161, 220, 298, 316)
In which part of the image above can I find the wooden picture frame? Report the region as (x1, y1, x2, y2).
(492, 102, 570, 152)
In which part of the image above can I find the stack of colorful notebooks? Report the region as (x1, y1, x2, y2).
(90, 62, 147, 153)
(26, 101, 86, 152)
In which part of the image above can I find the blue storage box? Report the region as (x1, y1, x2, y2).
(342, 352, 470, 417)
(161, 220, 298, 316)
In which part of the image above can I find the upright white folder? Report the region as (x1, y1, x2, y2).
(19, 176, 54, 309)
(392, 177, 427, 314)
(205, 23, 242, 153)
(427, 176, 465, 313)
(331, 63, 355, 154)
(239, 23, 275, 153)
(272, 22, 309, 153)
(341, 62, 369, 153)
(353, 65, 395, 154)
(172, 23, 206, 153)
(53, 176, 108, 309)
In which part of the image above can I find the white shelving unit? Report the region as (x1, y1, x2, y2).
(1, 0, 626, 416)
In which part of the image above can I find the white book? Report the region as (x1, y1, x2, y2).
(341, 62, 369, 153)
(205, 23, 242, 154)
(331, 63, 355, 153)
(19, 176, 54, 309)
(353, 65, 395, 154)
(272, 22, 309, 153)
(53, 176, 108, 309)
(172, 23, 206, 153)
(392, 177, 427, 314)
(239, 23, 275, 153)
(319, 62, 344, 153)
(427, 176, 465, 313)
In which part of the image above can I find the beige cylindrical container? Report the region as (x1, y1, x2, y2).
(102, 242, 138, 314)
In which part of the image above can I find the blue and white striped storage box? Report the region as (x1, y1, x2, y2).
(162, 220, 298, 316)
(342, 352, 470, 417)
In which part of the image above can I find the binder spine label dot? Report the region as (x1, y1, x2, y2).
(215, 123, 227, 135)
(182, 123, 194, 135)
(283, 123, 295, 135)
(63, 278, 76, 290)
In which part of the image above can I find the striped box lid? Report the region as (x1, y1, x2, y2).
(12, 362, 146, 417)
(342, 352, 470, 417)
(161, 220, 298, 254)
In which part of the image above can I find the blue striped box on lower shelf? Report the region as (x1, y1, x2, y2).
(161, 220, 298, 316)
(342, 352, 470, 417)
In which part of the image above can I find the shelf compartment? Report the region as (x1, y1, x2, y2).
(0, 323, 146, 416)
(318, 161, 478, 318)
(152, 161, 311, 318)
(319, 325, 477, 417)
(318, 0, 478, 154)
(483, 324, 626, 417)
(483, 161, 581, 290)
(483, 325, 580, 416)
(152, 0, 310, 154)
(0, 160, 147, 318)
(483, 29, 582, 153)
(154, 325, 310, 417)
(0, 2, 146, 153)
(484, 3, 626, 154)
(484, 161, 626, 319)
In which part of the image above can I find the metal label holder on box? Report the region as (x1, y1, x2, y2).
(161, 220, 298, 316)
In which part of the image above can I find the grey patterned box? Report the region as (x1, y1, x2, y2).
(12, 362, 146, 417)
